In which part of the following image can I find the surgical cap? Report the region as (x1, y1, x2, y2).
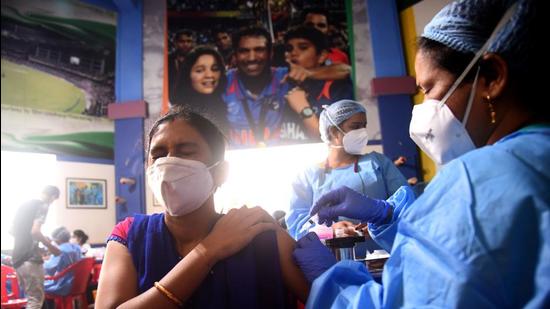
(319, 100, 366, 143)
(52, 227, 71, 243)
(422, 0, 535, 72)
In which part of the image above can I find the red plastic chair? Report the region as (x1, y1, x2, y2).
(1, 264, 27, 309)
(44, 257, 95, 309)
(90, 262, 102, 286)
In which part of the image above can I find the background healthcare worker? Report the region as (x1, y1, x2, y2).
(293, 0, 550, 307)
(285, 100, 408, 241)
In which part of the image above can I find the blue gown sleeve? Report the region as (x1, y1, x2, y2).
(286, 169, 315, 240)
(306, 260, 384, 309)
(367, 185, 416, 252)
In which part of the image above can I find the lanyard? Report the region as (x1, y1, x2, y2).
(240, 98, 269, 143)
(235, 70, 278, 143)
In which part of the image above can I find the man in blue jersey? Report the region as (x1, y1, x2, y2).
(223, 26, 351, 147)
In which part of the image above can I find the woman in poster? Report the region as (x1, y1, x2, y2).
(172, 46, 229, 133)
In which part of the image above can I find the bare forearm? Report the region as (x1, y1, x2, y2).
(116, 245, 215, 308)
(302, 117, 320, 139)
(309, 64, 351, 81)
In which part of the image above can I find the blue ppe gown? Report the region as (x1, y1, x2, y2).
(306, 125, 550, 308)
(286, 152, 408, 240)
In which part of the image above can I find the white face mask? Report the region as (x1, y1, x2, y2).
(325, 111, 369, 155)
(331, 127, 369, 155)
(410, 3, 518, 166)
(409, 95, 477, 166)
(146, 157, 219, 216)
(409, 67, 479, 166)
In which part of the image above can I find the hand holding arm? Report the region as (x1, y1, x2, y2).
(310, 186, 393, 226)
(283, 61, 351, 84)
(292, 232, 337, 283)
(307, 63, 351, 81)
(200, 206, 278, 261)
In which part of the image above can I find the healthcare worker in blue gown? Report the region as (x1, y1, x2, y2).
(286, 100, 408, 240)
(292, 0, 550, 308)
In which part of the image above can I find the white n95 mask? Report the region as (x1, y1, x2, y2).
(325, 111, 369, 155)
(340, 128, 369, 155)
(147, 157, 219, 216)
(329, 128, 369, 155)
(409, 98, 476, 166)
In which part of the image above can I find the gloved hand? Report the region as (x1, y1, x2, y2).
(310, 186, 392, 226)
(293, 232, 337, 283)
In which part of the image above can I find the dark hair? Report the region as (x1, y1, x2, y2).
(174, 29, 196, 41)
(232, 26, 272, 55)
(148, 106, 226, 164)
(175, 45, 227, 102)
(42, 185, 60, 199)
(213, 28, 230, 38)
(300, 8, 330, 24)
(284, 25, 329, 54)
(73, 229, 89, 245)
(417, 37, 476, 81)
(172, 46, 228, 131)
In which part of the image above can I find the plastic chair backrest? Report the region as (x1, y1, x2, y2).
(67, 257, 95, 296)
(46, 257, 95, 296)
(1, 264, 22, 302)
(1, 265, 9, 303)
(90, 262, 101, 285)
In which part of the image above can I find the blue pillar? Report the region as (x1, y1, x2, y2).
(366, 0, 419, 179)
(113, 0, 145, 221)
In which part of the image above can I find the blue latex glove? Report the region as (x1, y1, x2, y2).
(293, 232, 337, 283)
(310, 186, 392, 226)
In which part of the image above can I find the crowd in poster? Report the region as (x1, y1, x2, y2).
(167, 0, 355, 149)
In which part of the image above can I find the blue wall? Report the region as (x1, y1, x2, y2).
(113, 0, 146, 221)
(366, 0, 419, 179)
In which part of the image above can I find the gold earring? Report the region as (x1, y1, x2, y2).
(486, 95, 496, 124)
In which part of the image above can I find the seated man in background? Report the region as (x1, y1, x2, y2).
(44, 227, 82, 296)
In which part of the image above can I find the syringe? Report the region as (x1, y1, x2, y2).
(298, 214, 320, 234)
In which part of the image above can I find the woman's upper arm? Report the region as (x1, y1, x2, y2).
(95, 241, 137, 309)
(275, 228, 310, 302)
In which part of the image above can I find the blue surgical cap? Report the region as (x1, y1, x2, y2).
(422, 0, 534, 72)
(319, 100, 366, 143)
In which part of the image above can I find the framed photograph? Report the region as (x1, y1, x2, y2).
(67, 178, 107, 209)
